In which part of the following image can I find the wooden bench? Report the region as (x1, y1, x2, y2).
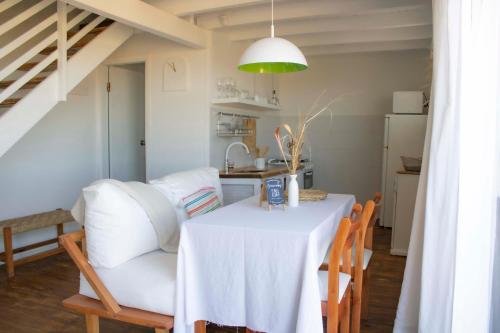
(0, 209, 73, 278)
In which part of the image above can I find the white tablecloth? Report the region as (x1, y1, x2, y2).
(174, 194, 355, 333)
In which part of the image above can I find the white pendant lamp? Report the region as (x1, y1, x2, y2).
(238, 0, 308, 73)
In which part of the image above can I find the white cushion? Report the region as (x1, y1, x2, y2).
(80, 250, 176, 316)
(150, 167, 223, 223)
(318, 271, 351, 303)
(323, 246, 373, 270)
(83, 182, 159, 268)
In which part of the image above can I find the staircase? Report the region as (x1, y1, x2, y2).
(0, 0, 134, 158)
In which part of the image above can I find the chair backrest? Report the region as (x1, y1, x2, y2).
(325, 215, 360, 332)
(350, 203, 362, 220)
(365, 192, 382, 250)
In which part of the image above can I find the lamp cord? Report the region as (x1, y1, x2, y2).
(271, 0, 275, 37)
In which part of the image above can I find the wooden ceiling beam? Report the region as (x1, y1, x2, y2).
(145, 0, 272, 16)
(301, 39, 432, 56)
(228, 7, 432, 41)
(283, 25, 433, 48)
(195, 0, 430, 30)
(62, 0, 207, 48)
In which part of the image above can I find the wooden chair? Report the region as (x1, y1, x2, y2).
(320, 215, 361, 333)
(350, 200, 376, 333)
(319, 204, 362, 272)
(59, 230, 207, 333)
(320, 194, 382, 316)
(359, 193, 382, 320)
(319, 199, 376, 333)
(245, 204, 363, 333)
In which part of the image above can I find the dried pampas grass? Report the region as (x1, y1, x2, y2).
(274, 92, 344, 175)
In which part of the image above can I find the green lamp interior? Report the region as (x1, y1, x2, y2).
(238, 62, 308, 73)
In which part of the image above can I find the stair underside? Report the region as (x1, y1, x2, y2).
(0, 21, 134, 159)
(0, 21, 115, 108)
(0, 77, 46, 90)
(39, 26, 108, 55)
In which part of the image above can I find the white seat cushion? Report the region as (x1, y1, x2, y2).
(80, 250, 176, 316)
(323, 246, 373, 270)
(318, 271, 351, 303)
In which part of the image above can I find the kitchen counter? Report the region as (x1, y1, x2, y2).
(220, 165, 301, 179)
(397, 170, 420, 175)
(220, 165, 308, 205)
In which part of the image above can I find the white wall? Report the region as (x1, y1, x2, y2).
(0, 31, 213, 262)
(208, 32, 429, 204)
(209, 32, 281, 169)
(0, 29, 429, 263)
(0, 72, 102, 256)
(278, 51, 430, 203)
(104, 32, 211, 179)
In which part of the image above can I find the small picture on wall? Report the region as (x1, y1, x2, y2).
(163, 57, 188, 91)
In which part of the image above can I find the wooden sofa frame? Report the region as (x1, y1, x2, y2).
(59, 230, 206, 333)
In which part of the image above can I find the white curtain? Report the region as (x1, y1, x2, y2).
(394, 1, 500, 332)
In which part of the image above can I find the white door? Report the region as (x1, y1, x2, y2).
(381, 114, 427, 227)
(108, 64, 146, 182)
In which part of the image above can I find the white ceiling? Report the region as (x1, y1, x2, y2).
(146, 0, 433, 55)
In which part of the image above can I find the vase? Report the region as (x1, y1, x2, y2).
(288, 174, 299, 207)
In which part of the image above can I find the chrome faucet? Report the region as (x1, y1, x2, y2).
(225, 142, 251, 174)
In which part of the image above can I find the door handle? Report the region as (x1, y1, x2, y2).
(140, 139, 146, 146)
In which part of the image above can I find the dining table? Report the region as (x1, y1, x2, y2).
(174, 193, 356, 333)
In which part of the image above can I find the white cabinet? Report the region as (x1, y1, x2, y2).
(391, 173, 419, 256)
(221, 178, 265, 205)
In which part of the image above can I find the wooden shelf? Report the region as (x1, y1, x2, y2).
(212, 98, 280, 111)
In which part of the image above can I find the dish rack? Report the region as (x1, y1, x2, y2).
(216, 112, 258, 137)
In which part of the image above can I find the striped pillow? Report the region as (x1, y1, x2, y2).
(182, 186, 222, 218)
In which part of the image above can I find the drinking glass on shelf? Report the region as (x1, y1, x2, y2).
(240, 89, 250, 99)
(224, 77, 236, 97)
(216, 78, 225, 98)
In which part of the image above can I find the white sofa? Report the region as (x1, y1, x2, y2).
(63, 167, 222, 331)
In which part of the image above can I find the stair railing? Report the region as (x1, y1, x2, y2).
(0, 0, 105, 106)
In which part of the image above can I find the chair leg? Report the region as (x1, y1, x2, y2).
(85, 314, 99, 333)
(3, 227, 14, 278)
(352, 276, 362, 333)
(361, 268, 370, 320)
(56, 223, 64, 248)
(194, 320, 206, 333)
(340, 289, 350, 333)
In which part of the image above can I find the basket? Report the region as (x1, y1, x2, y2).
(401, 156, 422, 172)
(286, 189, 328, 201)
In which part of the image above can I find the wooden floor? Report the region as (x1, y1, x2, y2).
(0, 227, 405, 333)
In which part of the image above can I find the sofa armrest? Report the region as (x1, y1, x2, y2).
(59, 230, 122, 314)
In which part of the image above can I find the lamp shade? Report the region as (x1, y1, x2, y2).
(238, 37, 308, 73)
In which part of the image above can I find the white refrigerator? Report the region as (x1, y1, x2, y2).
(381, 114, 427, 227)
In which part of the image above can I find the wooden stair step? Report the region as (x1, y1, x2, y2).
(17, 60, 57, 72)
(67, 25, 107, 39)
(0, 77, 46, 90)
(0, 98, 21, 108)
(41, 26, 109, 55)
(40, 43, 83, 56)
